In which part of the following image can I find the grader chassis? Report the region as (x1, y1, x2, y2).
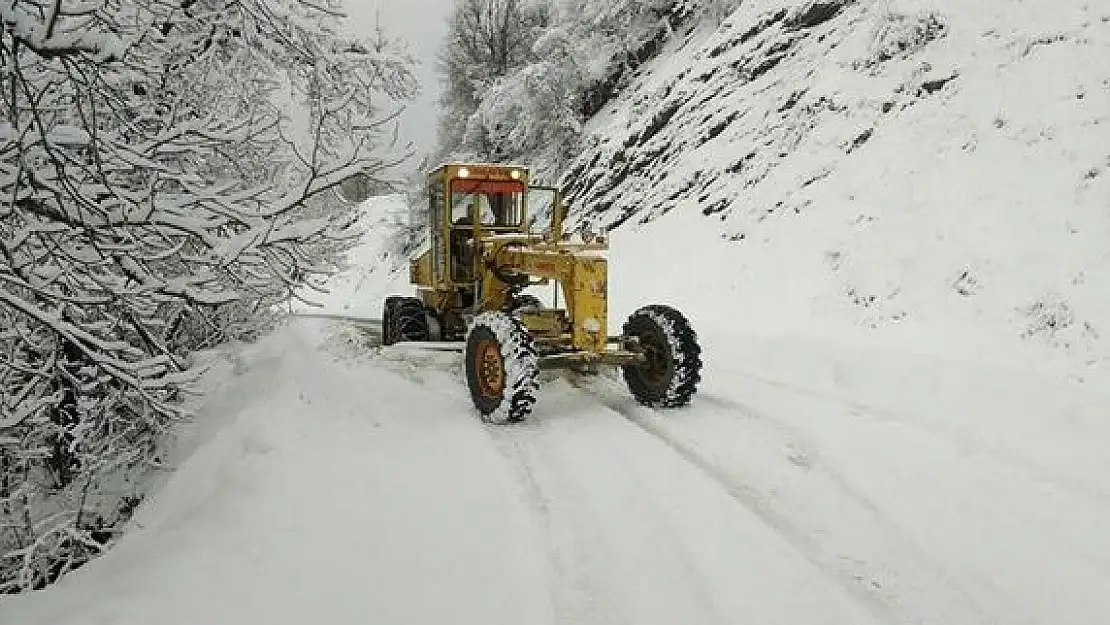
(381, 163, 702, 422)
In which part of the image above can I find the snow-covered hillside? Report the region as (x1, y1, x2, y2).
(1, 195, 1107, 625)
(564, 0, 1110, 384)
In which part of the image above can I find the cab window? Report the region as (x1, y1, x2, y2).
(450, 180, 525, 228)
(428, 180, 445, 278)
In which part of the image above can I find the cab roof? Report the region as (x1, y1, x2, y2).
(427, 162, 530, 177)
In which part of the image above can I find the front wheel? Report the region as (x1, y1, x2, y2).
(465, 312, 539, 423)
(621, 305, 702, 407)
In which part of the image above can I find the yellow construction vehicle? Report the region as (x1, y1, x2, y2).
(381, 163, 702, 422)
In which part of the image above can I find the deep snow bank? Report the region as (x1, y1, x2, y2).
(563, 0, 1110, 384)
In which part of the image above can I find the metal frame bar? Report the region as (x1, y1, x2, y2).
(538, 350, 646, 370)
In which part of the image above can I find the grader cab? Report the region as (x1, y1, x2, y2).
(381, 163, 702, 422)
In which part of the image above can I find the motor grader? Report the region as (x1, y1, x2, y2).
(380, 163, 702, 422)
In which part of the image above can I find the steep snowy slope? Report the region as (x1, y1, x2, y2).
(564, 0, 1110, 383)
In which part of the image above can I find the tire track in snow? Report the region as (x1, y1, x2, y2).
(718, 366, 1110, 507)
(570, 374, 998, 625)
(588, 398, 899, 623)
(696, 390, 893, 520)
(706, 369, 1110, 585)
(486, 418, 731, 625)
(487, 430, 620, 625)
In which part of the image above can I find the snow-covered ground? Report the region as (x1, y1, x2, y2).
(1, 195, 1107, 625)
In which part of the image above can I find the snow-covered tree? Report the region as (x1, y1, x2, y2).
(435, 0, 551, 160)
(466, 26, 585, 174)
(701, 0, 743, 23)
(434, 0, 704, 174)
(0, 0, 414, 592)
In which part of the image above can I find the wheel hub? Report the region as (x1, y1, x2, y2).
(475, 340, 505, 397)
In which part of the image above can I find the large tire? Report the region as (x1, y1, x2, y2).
(621, 305, 702, 408)
(381, 296, 403, 346)
(384, 297, 429, 344)
(465, 312, 539, 423)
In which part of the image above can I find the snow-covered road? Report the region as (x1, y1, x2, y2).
(3, 314, 1107, 625)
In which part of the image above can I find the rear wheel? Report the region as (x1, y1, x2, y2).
(383, 297, 429, 345)
(621, 305, 702, 407)
(381, 296, 403, 346)
(465, 312, 539, 423)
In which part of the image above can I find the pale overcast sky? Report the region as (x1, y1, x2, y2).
(342, 0, 455, 163)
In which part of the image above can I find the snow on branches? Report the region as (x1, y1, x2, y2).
(435, 0, 707, 177)
(0, 0, 414, 592)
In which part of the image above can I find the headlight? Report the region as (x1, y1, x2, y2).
(458, 167, 470, 178)
(583, 318, 601, 334)
(510, 169, 521, 180)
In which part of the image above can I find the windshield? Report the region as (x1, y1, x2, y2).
(526, 187, 556, 234)
(450, 180, 525, 228)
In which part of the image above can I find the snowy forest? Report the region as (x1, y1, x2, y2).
(0, 0, 416, 592)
